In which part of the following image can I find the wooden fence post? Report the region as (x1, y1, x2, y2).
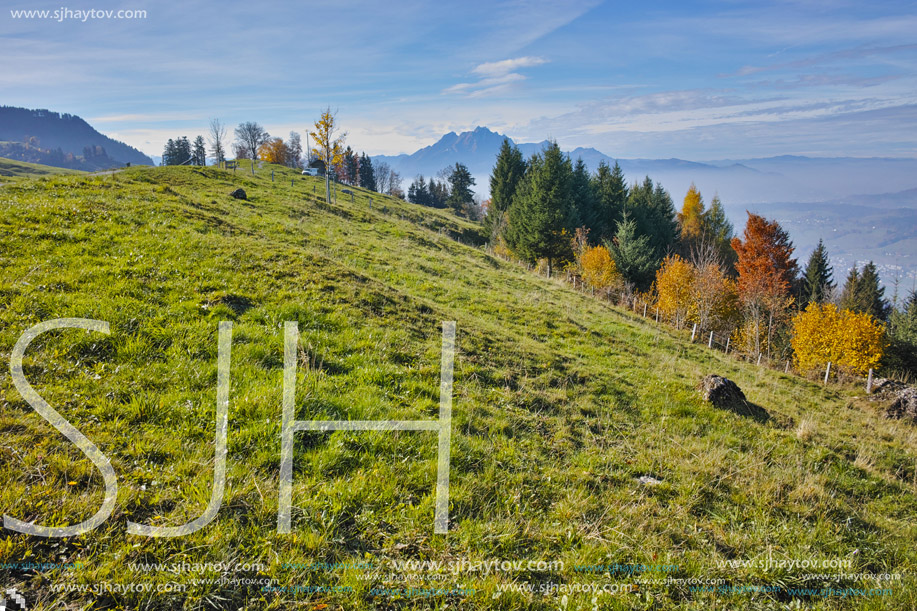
(643, 303, 647, 318)
(784, 361, 790, 374)
(867, 368, 874, 394)
(725, 336, 730, 354)
(708, 331, 714, 348)
(757, 354, 762, 366)
(690, 323, 698, 342)
(824, 362, 831, 385)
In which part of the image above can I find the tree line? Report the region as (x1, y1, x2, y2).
(486, 138, 917, 378)
(159, 111, 405, 202)
(406, 164, 477, 216)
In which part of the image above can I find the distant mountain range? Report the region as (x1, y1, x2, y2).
(372, 126, 917, 207)
(0, 106, 153, 170)
(373, 126, 917, 286)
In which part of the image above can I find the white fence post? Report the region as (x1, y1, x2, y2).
(708, 331, 714, 348)
(824, 362, 831, 385)
(643, 303, 647, 318)
(784, 361, 790, 374)
(690, 323, 698, 342)
(725, 336, 730, 355)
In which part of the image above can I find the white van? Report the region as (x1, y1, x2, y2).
(302, 168, 319, 176)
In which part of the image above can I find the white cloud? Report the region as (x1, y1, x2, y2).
(443, 56, 547, 98)
(471, 56, 547, 77)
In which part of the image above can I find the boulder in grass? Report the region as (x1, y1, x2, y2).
(885, 387, 917, 422)
(871, 378, 908, 399)
(698, 375, 746, 408)
(229, 188, 247, 200)
(697, 374, 769, 421)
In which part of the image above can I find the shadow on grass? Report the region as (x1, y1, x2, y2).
(728, 400, 770, 424)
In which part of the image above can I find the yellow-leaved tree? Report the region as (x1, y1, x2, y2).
(690, 262, 739, 332)
(258, 138, 289, 165)
(654, 255, 695, 329)
(580, 245, 618, 296)
(309, 107, 346, 204)
(678, 183, 705, 248)
(792, 303, 886, 375)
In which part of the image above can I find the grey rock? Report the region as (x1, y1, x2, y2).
(885, 387, 917, 422)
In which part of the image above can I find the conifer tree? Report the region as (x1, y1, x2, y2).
(446, 163, 475, 214)
(801, 239, 834, 308)
(589, 160, 627, 245)
(162, 139, 175, 166)
(607, 211, 656, 290)
(408, 175, 430, 206)
(358, 153, 376, 191)
(429, 177, 449, 208)
(841, 262, 889, 320)
(568, 157, 594, 233)
(178, 137, 191, 165)
(506, 142, 574, 277)
(627, 176, 678, 263)
(678, 183, 705, 252)
(487, 139, 526, 237)
(703, 195, 737, 272)
(192, 135, 207, 166)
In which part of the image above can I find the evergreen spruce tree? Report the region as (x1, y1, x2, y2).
(840, 263, 889, 319)
(626, 176, 678, 264)
(179, 137, 190, 164)
(589, 160, 627, 245)
(607, 211, 656, 290)
(487, 139, 526, 236)
(859, 262, 891, 320)
(446, 163, 475, 214)
(887, 290, 917, 375)
(568, 157, 594, 234)
(801, 239, 834, 308)
(343, 146, 358, 185)
(358, 153, 376, 191)
(840, 265, 861, 312)
(429, 178, 449, 208)
(703, 194, 737, 272)
(162, 139, 176, 166)
(891, 291, 917, 343)
(192, 135, 207, 166)
(506, 142, 574, 277)
(408, 176, 430, 206)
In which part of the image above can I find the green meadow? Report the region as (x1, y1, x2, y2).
(0, 155, 84, 178)
(0, 164, 915, 609)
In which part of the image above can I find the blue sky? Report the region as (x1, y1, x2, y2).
(2, 0, 916, 159)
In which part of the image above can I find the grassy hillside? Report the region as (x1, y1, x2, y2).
(0, 155, 85, 177)
(0, 165, 915, 610)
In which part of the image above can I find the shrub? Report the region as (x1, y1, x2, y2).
(791, 303, 886, 375)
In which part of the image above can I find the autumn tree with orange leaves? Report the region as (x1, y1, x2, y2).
(258, 137, 290, 165)
(731, 213, 799, 359)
